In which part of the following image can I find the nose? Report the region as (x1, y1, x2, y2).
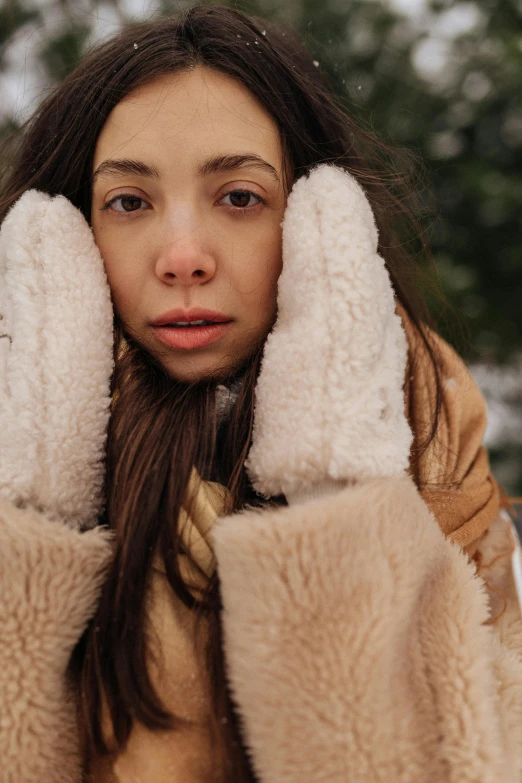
(154, 225, 216, 287)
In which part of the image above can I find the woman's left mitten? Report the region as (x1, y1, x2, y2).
(246, 165, 412, 502)
(0, 191, 114, 529)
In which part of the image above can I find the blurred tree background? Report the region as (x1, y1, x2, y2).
(1, 0, 522, 490)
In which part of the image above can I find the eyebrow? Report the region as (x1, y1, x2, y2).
(198, 154, 281, 184)
(92, 159, 160, 183)
(92, 153, 281, 186)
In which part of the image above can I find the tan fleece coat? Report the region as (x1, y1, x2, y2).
(3, 170, 520, 782)
(2, 483, 522, 783)
(2, 332, 522, 782)
(0, 499, 112, 783)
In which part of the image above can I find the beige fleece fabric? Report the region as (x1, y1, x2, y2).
(213, 476, 522, 783)
(1, 320, 520, 783)
(88, 479, 522, 783)
(2, 480, 522, 782)
(0, 497, 113, 783)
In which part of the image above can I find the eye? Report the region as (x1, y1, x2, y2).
(219, 189, 266, 211)
(101, 194, 150, 215)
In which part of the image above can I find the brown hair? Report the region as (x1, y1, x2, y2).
(0, 4, 445, 779)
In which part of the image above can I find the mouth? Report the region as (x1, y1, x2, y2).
(151, 320, 233, 351)
(164, 319, 224, 328)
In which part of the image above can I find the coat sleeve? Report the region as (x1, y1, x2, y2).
(212, 476, 522, 783)
(0, 497, 113, 783)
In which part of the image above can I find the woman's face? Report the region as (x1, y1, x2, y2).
(91, 66, 287, 382)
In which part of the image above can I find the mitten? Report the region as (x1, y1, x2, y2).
(246, 164, 412, 503)
(0, 190, 114, 529)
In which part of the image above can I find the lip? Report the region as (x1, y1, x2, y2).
(151, 322, 233, 351)
(150, 308, 232, 327)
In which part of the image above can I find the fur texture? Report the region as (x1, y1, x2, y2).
(213, 476, 522, 783)
(246, 165, 412, 498)
(0, 191, 114, 529)
(2, 477, 522, 782)
(2, 182, 521, 783)
(0, 498, 113, 783)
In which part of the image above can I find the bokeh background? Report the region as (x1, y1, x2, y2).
(1, 0, 521, 491)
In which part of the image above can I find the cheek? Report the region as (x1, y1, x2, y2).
(260, 234, 283, 305)
(236, 228, 282, 296)
(237, 239, 282, 334)
(92, 228, 138, 315)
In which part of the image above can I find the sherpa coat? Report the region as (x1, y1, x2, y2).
(2, 342, 522, 783)
(2, 178, 522, 783)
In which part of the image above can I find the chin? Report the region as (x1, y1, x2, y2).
(162, 352, 250, 385)
(134, 328, 268, 386)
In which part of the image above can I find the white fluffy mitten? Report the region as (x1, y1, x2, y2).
(246, 165, 413, 503)
(0, 190, 114, 529)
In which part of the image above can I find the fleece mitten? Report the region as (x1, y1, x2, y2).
(246, 165, 412, 502)
(0, 191, 114, 529)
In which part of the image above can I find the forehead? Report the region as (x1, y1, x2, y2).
(93, 67, 283, 171)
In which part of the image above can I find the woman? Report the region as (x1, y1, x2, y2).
(1, 5, 521, 782)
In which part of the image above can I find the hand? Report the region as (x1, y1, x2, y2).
(246, 164, 412, 502)
(0, 190, 114, 529)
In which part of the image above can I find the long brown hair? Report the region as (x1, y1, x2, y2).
(0, 4, 445, 778)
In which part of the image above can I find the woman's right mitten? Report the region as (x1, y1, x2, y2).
(0, 190, 114, 529)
